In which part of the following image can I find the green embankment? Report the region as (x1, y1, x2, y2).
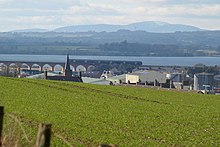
(0, 77, 219, 146)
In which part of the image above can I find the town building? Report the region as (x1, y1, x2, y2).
(126, 71, 166, 85)
(194, 73, 214, 90)
(166, 73, 192, 90)
(45, 55, 83, 82)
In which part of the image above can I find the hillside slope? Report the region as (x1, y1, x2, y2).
(0, 77, 219, 146)
(54, 21, 202, 33)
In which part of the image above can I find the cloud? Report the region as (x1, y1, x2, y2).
(0, 0, 12, 4)
(0, 0, 220, 31)
(122, 4, 220, 18)
(66, 3, 122, 16)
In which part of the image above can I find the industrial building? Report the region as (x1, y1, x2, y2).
(194, 73, 215, 90)
(126, 71, 166, 85)
(166, 73, 192, 90)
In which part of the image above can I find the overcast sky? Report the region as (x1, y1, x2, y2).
(0, 0, 220, 31)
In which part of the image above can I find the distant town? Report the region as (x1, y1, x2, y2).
(1, 54, 220, 95)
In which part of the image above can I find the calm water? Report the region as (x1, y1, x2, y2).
(0, 54, 220, 66)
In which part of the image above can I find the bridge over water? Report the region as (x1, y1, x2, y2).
(0, 59, 142, 72)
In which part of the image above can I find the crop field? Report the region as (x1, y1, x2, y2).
(0, 77, 220, 146)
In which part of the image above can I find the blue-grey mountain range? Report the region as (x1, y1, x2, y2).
(53, 21, 203, 33)
(10, 28, 48, 33)
(11, 21, 204, 33)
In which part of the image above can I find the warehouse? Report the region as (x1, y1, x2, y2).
(126, 71, 166, 85)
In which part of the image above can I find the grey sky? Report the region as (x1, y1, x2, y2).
(0, 0, 220, 31)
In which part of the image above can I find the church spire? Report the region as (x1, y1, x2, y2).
(65, 54, 70, 71)
(64, 54, 72, 77)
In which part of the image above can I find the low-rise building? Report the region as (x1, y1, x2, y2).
(166, 73, 192, 90)
(126, 71, 166, 85)
(194, 73, 214, 90)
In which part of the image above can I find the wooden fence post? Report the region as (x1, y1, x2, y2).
(99, 144, 118, 147)
(0, 106, 4, 146)
(35, 123, 52, 147)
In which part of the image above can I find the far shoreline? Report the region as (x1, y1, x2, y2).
(1, 53, 220, 58)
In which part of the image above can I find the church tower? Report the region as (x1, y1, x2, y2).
(64, 54, 72, 78)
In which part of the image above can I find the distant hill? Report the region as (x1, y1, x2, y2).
(53, 21, 203, 33)
(10, 28, 48, 33)
(2, 26, 220, 56)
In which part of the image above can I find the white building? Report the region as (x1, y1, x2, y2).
(126, 71, 166, 84)
(194, 73, 214, 90)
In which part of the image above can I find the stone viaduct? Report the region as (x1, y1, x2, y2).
(0, 59, 142, 73)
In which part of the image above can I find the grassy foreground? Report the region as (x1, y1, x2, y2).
(0, 77, 219, 146)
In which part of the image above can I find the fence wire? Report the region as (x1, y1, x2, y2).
(1, 113, 74, 147)
(2, 113, 35, 147)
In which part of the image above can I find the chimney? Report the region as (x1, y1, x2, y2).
(194, 74, 199, 90)
(154, 79, 157, 86)
(78, 69, 82, 78)
(44, 71, 48, 79)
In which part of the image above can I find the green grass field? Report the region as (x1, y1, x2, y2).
(0, 77, 220, 146)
